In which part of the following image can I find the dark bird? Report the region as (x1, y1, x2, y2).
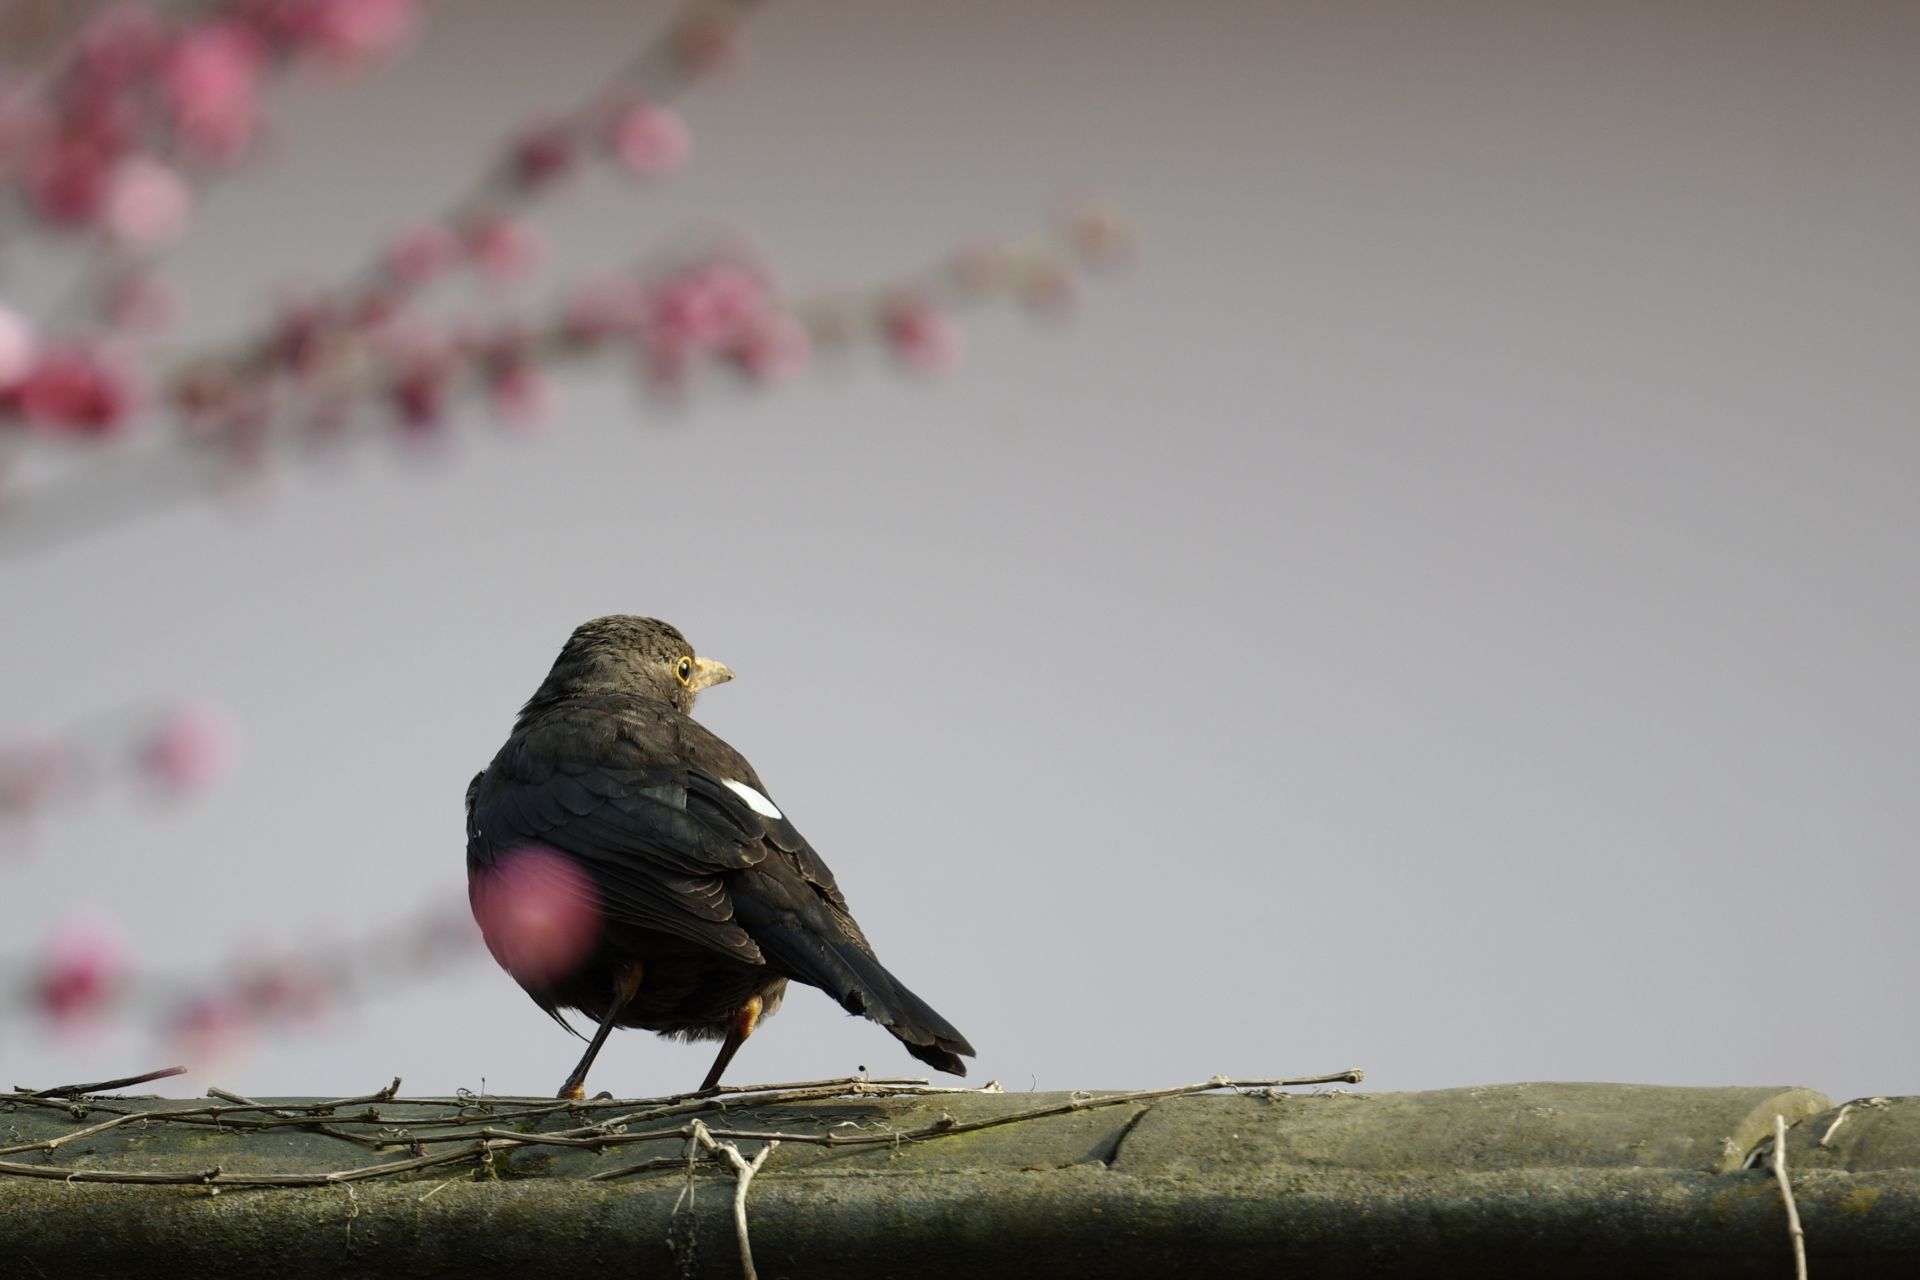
(466, 615, 975, 1098)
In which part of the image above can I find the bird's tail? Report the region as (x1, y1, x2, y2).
(756, 924, 975, 1076)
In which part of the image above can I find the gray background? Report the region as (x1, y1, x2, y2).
(5, 0, 1916, 1101)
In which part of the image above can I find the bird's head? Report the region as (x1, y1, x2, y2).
(525, 616, 734, 716)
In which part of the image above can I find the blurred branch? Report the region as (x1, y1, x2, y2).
(1, 891, 480, 1050)
(0, 212, 1125, 560)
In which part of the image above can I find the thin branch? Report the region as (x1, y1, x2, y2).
(1769, 1113, 1808, 1280)
(0, 1140, 492, 1188)
(689, 1119, 776, 1280)
(202, 1087, 388, 1150)
(19, 1065, 188, 1098)
(1817, 1095, 1888, 1148)
(0, 1070, 1362, 1192)
(0, 1110, 149, 1158)
(589, 1073, 1363, 1180)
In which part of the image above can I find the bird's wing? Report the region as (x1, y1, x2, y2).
(467, 699, 783, 963)
(668, 715, 868, 943)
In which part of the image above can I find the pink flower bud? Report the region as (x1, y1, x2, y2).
(465, 217, 547, 286)
(729, 311, 811, 383)
(283, 0, 420, 70)
(143, 703, 239, 793)
(607, 101, 690, 179)
(468, 846, 600, 985)
(103, 271, 181, 333)
(270, 299, 344, 376)
(37, 914, 127, 1022)
(236, 958, 332, 1024)
(383, 222, 461, 286)
(640, 331, 693, 393)
(166, 992, 250, 1063)
(562, 273, 648, 343)
(103, 156, 192, 247)
(489, 365, 557, 432)
(16, 344, 137, 435)
(510, 122, 576, 191)
(882, 299, 964, 376)
(389, 356, 449, 431)
(76, 4, 169, 85)
(164, 21, 265, 162)
(651, 261, 768, 350)
(26, 142, 111, 227)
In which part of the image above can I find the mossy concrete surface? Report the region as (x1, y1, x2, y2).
(3, 1082, 1918, 1277)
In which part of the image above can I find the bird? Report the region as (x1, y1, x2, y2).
(465, 615, 975, 1099)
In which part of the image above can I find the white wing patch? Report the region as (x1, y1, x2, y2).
(723, 778, 784, 820)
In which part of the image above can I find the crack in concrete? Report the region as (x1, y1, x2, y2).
(1101, 1102, 1156, 1169)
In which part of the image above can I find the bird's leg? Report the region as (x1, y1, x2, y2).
(698, 994, 765, 1094)
(556, 963, 644, 1101)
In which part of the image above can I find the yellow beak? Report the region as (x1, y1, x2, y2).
(690, 656, 735, 691)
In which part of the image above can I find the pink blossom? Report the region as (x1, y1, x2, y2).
(37, 914, 127, 1022)
(236, 957, 333, 1023)
(388, 352, 450, 431)
(75, 5, 169, 85)
(166, 992, 251, 1063)
(383, 221, 461, 286)
(468, 846, 600, 985)
(269, 299, 343, 376)
(282, 0, 420, 70)
(640, 330, 693, 393)
(882, 298, 965, 376)
(511, 122, 576, 191)
(142, 703, 239, 793)
(0, 304, 37, 386)
(102, 271, 180, 333)
(562, 273, 649, 343)
(729, 311, 811, 383)
(103, 156, 192, 247)
(465, 217, 548, 285)
(26, 142, 111, 227)
(15, 345, 137, 435)
(489, 365, 557, 431)
(607, 101, 691, 179)
(651, 261, 768, 350)
(163, 21, 266, 162)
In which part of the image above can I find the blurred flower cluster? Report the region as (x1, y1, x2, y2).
(0, 1, 424, 436)
(0, 0, 1126, 1064)
(8, 894, 479, 1065)
(0, 700, 239, 844)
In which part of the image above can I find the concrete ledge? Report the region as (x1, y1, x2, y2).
(4, 1081, 1916, 1278)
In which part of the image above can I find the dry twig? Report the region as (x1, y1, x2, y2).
(0, 1070, 1362, 1196)
(1769, 1113, 1808, 1280)
(1817, 1095, 1889, 1148)
(18, 1065, 187, 1098)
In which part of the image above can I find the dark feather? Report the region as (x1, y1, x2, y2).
(467, 687, 973, 1077)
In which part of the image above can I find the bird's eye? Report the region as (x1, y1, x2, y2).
(675, 656, 694, 686)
